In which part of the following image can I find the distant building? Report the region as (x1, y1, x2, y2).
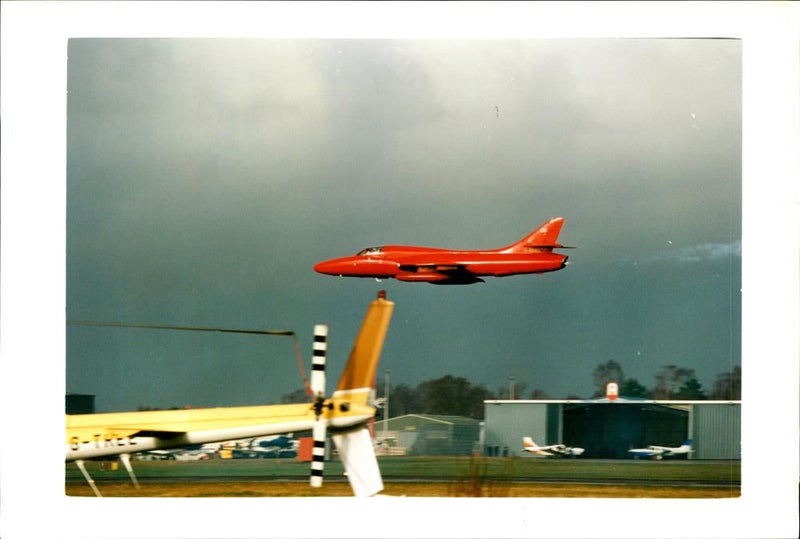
(483, 398, 741, 459)
(66, 394, 95, 415)
(373, 414, 481, 456)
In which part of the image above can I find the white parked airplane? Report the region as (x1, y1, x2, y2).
(628, 439, 692, 459)
(522, 437, 584, 457)
(66, 291, 394, 497)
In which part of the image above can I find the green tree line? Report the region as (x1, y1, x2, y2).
(590, 360, 741, 401)
(279, 364, 741, 420)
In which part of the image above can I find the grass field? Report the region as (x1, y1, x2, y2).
(65, 456, 740, 498)
(65, 481, 738, 498)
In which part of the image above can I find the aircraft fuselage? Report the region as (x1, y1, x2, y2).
(315, 246, 568, 284)
(314, 218, 571, 284)
(65, 400, 373, 461)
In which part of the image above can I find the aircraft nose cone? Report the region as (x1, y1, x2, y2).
(314, 257, 359, 276)
(314, 259, 339, 275)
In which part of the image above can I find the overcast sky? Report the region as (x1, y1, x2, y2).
(63, 37, 744, 411)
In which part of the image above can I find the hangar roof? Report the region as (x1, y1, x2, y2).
(378, 414, 480, 426)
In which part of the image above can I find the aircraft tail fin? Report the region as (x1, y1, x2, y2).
(332, 427, 384, 497)
(333, 291, 395, 406)
(504, 217, 567, 253)
(523, 436, 537, 449)
(320, 291, 393, 496)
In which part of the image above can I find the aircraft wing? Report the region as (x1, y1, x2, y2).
(398, 262, 470, 273)
(396, 263, 484, 284)
(629, 447, 664, 457)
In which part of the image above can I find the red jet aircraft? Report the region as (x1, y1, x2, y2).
(314, 217, 571, 285)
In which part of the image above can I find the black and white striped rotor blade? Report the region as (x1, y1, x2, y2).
(310, 420, 326, 488)
(310, 324, 327, 398)
(310, 324, 328, 488)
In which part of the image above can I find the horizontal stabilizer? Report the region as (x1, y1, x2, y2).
(332, 427, 383, 497)
(504, 217, 569, 253)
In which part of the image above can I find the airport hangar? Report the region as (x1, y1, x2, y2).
(483, 398, 741, 459)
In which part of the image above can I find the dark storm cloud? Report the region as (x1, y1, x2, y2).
(66, 38, 741, 411)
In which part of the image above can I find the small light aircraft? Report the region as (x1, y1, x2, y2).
(628, 439, 692, 460)
(251, 434, 296, 450)
(248, 434, 298, 456)
(521, 437, 585, 458)
(66, 291, 394, 497)
(314, 217, 571, 285)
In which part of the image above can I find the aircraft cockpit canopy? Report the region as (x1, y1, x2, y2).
(356, 247, 383, 256)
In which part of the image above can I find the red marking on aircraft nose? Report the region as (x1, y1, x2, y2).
(314, 260, 340, 275)
(314, 257, 362, 276)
